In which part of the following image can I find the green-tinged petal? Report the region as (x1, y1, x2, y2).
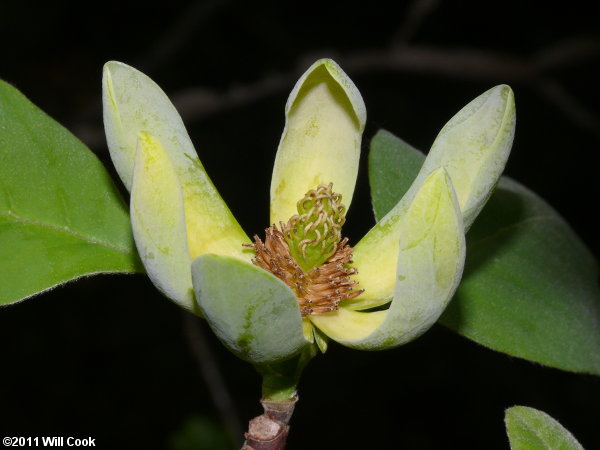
(103, 61, 250, 260)
(302, 319, 315, 343)
(369, 129, 600, 374)
(312, 169, 465, 349)
(270, 58, 366, 224)
(192, 254, 309, 363)
(350, 86, 513, 309)
(419, 84, 515, 229)
(313, 326, 329, 353)
(131, 132, 194, 311)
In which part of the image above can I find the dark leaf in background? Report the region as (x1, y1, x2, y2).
(369, 129, 600, 375)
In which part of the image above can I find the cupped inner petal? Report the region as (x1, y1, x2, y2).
(349, 180, 416, 310)
(270, 59, 366, 225)
(350, 87, 513, 310)
(314, 169, 465, 349)
(182, 157, 252, 261)
(192, 253, 309, 364)
(103, 61, 251, 261)
(310, 308, 386, 341)
(131, 132, 195, 311)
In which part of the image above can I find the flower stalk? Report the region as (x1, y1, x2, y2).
(242, 346, 315, 449)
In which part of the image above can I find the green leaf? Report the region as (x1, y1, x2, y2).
(369, 130, 425, 223)
(505, 406, 584, 450)
(192, 254, 308, 364)
(369, 129, 600, 374)
(0, 80, 143, 306)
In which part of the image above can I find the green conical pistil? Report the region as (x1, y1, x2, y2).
(283, 183, 346, 271)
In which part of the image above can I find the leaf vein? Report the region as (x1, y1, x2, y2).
(0, 209, 131, 254)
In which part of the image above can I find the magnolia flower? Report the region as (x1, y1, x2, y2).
(102, 59, 515, 364)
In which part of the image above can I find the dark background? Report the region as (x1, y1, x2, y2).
(1, 1, 599, 449)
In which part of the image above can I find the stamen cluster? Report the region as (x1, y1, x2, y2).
(245, 184, 363, 316)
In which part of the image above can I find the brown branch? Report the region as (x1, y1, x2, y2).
(242, 416, 289, 450)
(242, 397, 298, 450)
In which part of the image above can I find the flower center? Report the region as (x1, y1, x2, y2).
(246, 184, 363, 316)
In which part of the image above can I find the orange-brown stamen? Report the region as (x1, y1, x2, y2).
(244, 225, 363, 317)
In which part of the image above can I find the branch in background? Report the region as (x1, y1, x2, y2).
(167, 36, 600, 115)
(171, 37, 600, 131)
(390, 0, 440, 45)
(341, 45, 532, 81)
(73, 36, 600, 148)
(169, 45, 527, 120)
(536, 78, 600, 138)
(134, 0, 229, 72)
(182, 312, 244, 448)
(535, 36, 600, 71)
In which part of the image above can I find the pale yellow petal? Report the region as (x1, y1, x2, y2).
(130, 132, 195, 311)
(270, 58, 366, 224)
(313, 169, 465, 349)
(349, 166, 458, 310)
(103, 61, 251, 260)
(350, 86, 514, 309)
(421, 85, 515, 229)
(310, 308, 386, 342)
(350, 180, 417, 309)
